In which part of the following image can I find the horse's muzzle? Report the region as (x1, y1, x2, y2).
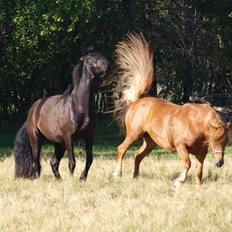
(215, 159, 224, 168)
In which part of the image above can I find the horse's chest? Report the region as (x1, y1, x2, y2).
(71, 111, 92, 132)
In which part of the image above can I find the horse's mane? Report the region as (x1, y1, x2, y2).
(199, 104, 229, 146)
(206, 105, 227, 128)
(63, 62, 83, 96)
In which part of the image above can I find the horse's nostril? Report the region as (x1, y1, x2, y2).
(215, 160, 224, 168)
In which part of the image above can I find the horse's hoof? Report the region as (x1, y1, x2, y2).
(113, 171, 121, 178)
(69, 171, 75, 176)
(79, 176, 87, 181)
(196, 181, 202, 186)
(133, 173, 139, 179)
(35, 172, 40, 178)
(173, 180, 183, 188)
(55, 176, 62, 181)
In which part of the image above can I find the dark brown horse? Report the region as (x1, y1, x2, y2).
(113, 33, 229, 186)
(14, 51, 109, 180)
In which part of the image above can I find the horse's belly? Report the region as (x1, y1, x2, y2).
(152, 136, 174, 150)
(39, 123, 64, 143)
(37, 112, 66, 143)
(148, 125, 174, 151)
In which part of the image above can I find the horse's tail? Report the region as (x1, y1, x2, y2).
(14, 123, 35, 178)
(114, 33, 154, 127)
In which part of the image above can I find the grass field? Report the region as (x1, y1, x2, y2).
(0, 121, 232, 232)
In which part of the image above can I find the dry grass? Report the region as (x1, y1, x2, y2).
(1, 152, 232, 232)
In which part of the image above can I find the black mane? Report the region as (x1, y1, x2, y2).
(63, 62, 83, 96)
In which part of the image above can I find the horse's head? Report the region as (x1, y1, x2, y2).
(208, 112, 230, 168)
(81, 51, 109, 78)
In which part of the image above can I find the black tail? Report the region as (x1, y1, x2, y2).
(14, 123, 35, 178)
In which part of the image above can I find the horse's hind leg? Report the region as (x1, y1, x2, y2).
(50, 144, 66, 179)
(27, 129, 42, 178)
(80, 136, 93, 181)
(173, 144, 191, 187)
(113, 135, 137, 177)
(133, 136, 155, 178)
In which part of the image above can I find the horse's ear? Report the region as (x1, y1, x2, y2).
(80, 46, 95, 57)
(87, 46, 95, 53)
(227, 122, 231, 128)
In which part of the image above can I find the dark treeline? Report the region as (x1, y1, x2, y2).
(0, 0, 232, 129)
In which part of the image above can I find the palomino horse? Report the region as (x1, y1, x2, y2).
(14, 51, 109, 180)
(113, 33, 229, 186)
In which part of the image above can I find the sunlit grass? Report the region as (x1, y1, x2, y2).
(1, 153, 232, 232)
(0, 121, 232, 231)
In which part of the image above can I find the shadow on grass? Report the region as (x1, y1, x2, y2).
(0, 120, 124, 159)
(1, 119, 232, 162)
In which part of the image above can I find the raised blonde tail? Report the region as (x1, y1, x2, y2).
(114, 33, 154, 127)
(116, 33, 154, 103)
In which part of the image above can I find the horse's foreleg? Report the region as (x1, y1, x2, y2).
(174, 144, 191, 187)
(50, 144, 66, 179)
(195, 153, 207, 186)
(133, 136, 155, 178)
(195, 160, 203, 186)
(65, 138, 76, 175)
(114, 136, 136, 177)
(80, 137, 93, 181)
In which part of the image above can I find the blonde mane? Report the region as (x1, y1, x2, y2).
(205, 105, 227, 128)
(204, 105, 229, 144)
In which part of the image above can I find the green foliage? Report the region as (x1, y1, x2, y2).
(0, 0, 232, 129)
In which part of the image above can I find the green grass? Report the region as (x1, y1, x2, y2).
(0, 119, 148, 158)
(1, 119, 232, 159)
(0, 120, 122, 158)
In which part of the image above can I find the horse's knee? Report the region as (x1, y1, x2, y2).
(182, 157, 191, 170)
(87, 155, 93, 167)
(50, 158, 62, 179)
(50, 158, 58, 170)
(117, 136, 135, 157)
(116, 145, 124, 157)
(135, 153, 145, 163)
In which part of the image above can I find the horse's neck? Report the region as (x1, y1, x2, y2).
(72, 65, 94, 113)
